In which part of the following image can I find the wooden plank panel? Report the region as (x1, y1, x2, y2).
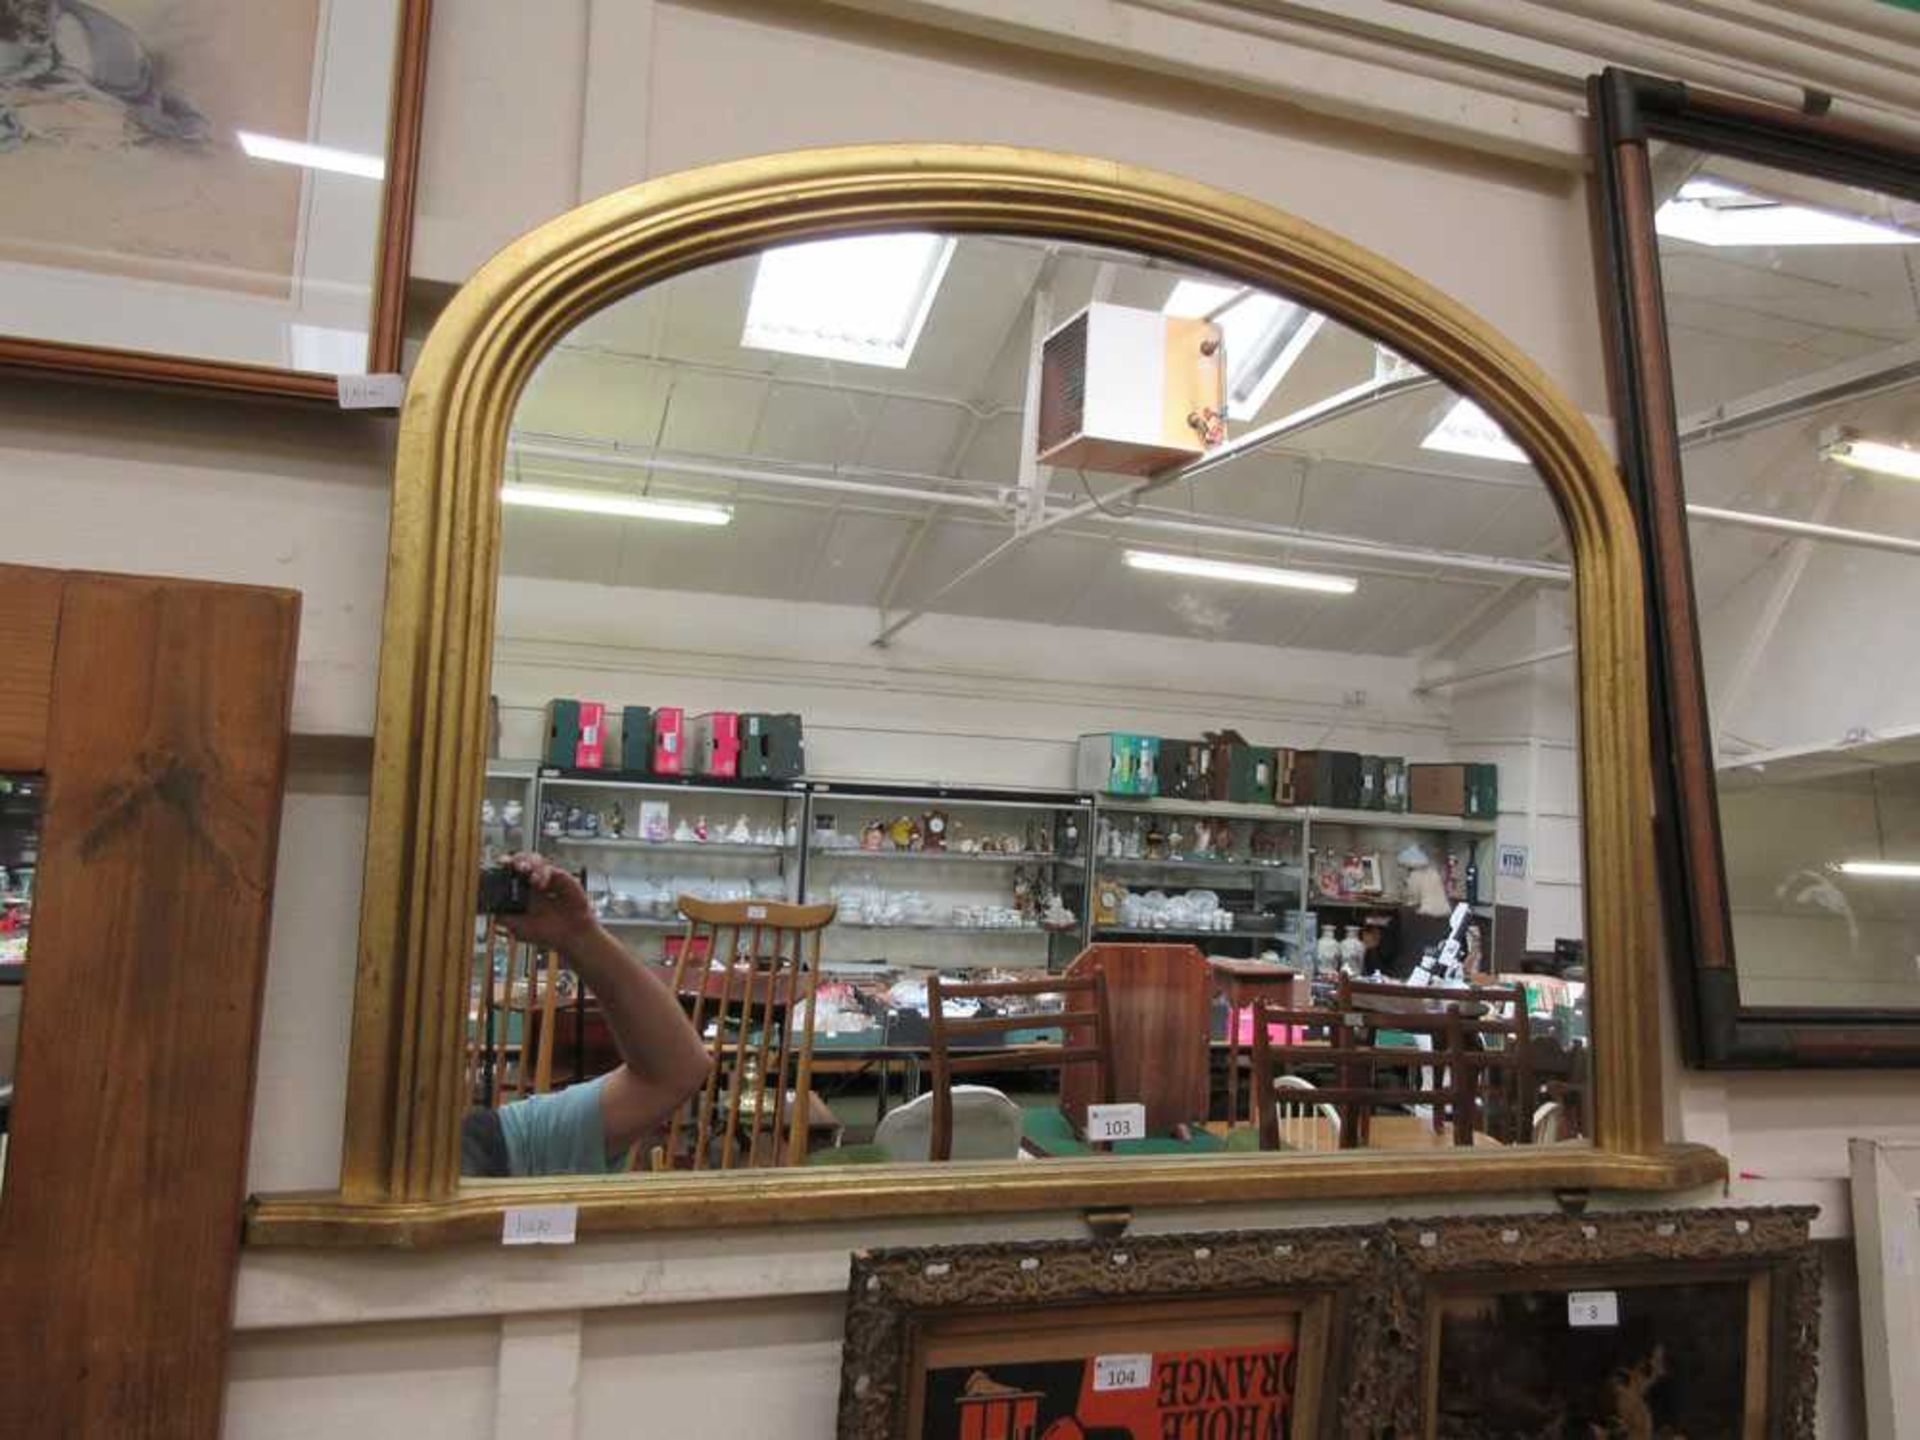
(0, 564, 64, 771)
(0, 572, 299, 1440)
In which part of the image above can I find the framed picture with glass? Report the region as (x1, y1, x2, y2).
(0, 0, 431, 399)
(1591, 67, 1920, 1066)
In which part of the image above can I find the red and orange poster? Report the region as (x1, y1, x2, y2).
(922, 1341, 1301, 1440)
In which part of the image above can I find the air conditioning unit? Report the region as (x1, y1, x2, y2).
(1036, 302, 1226, 477)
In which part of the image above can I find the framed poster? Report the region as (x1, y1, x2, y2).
(0, 0, 431, 399)
(838, 1229, 1398, 1439)
(1387, 1208, 1820, 1439)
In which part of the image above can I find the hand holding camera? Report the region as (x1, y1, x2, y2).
(478, 852, 596, 954)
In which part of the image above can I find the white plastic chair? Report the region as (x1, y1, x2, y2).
(874, 1085, 1023, 1162)
(1272, 1074, 1342, 1152)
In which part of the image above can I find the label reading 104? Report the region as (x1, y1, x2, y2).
(1092, 1353, 1154, 1392)
(1567, 1290, 1619, 1328)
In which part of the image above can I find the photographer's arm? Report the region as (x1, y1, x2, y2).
(503, 854, 712, 1158)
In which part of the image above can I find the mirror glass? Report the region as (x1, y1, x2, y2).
(464, 229, 1590, 1181)
(0, 772, 42, 1195)
(1650, 143, 1920, 1011)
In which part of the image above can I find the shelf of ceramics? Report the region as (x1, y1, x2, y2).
(1096, 857, 1302, 879)
(547, 838, 791, 858)
(540, 773, 806, 801)
(1093, 924, 1296, 941)
(1096, 796, 1496, 834)
(810, 849, 1076, 866)
(833, 923, 1060, 937)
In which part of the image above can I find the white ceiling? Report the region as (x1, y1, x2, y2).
(503, 155, 1919, 662)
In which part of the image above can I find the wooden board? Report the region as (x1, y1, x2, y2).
(1061, 943, 1211, 1134)
(0, 564, 64, 771)
(0, 571, 299, 1439)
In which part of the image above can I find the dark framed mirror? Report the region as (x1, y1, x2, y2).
(1591, 68, 1920, 1065)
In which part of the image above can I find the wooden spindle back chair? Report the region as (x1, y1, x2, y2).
(1336, 975, 1536, 1143)
(477, 920, 561, 1106)
(661, 895, 837, 1171)
(927, 971, 1116, 1161)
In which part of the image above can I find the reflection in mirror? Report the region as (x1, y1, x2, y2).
(0, 772, 42, 1195)
(466, 231, 1591, 1180)
(1650, 143, 1920, 1011)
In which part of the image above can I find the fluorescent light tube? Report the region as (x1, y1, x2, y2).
(1123, 549, 1356, 594)
(743, 233, 955, 368)
(501, 484, 732, 525)
(1422, 398, 1529, 464)
(1656, 178, 1917, 247)
(1835, 861, 1920, 880)
(237, 131, 385, 180)
(1822, 436, 1920, 482)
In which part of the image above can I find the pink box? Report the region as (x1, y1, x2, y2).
(652, 707, 685, 775)
(574, 701, 606, 769)
(692, 711, 741, 778)
(1232, 1007, 1305, 1047)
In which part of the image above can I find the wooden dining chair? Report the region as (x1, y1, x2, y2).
(481, 923, 562, 1107)
(926, 971, 1116, 1161)
(1337, 975, 1536, 1143)
(661, 894, 837, 1172)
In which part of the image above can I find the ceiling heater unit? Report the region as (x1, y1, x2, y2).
(1036, 302, 1226, 477)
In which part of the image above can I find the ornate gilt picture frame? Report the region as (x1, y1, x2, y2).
(837, 1227, 1398, 1439)
(244, 144, 1724, 1247)
(1387, 1207, 1819, 1438)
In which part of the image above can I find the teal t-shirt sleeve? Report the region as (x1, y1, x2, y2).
(497, 1075, 612, 1176)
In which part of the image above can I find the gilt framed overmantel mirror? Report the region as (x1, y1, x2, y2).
(1592, 71, 1920, 1066)
(245, 145, 1723, 1246)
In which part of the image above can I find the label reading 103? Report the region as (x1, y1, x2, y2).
(1086, 1102, 1146, 1141)
(1092, 1353, 1154, 1392)
(1567, 1290, 1619, 1328)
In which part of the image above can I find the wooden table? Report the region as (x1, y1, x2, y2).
(1207, 958, 1305, 1125)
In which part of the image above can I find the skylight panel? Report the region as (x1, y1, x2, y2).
(742, 233, 956, 368)
(1656, 178, 1918, 248)
(1422, 398, 1529, 464)
(1164, 280, 1323, 420)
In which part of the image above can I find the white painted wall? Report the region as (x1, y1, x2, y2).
(1, 3, 1914, 1438)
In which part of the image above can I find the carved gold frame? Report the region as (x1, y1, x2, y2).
(246, 144, 1724, 1246)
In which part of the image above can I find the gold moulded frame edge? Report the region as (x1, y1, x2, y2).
(247, 143, 1724, 1247)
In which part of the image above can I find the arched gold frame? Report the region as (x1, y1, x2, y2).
(247, 145, 1723, 1246)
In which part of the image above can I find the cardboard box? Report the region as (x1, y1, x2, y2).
(1274, 748, 1299, 806)
(1466, 762, 1499, 818)
(1076, 733, 1159, 796)
(652, 707, 685, 776)
(619, 706, 653, 774)
(1157, 738, 1211, 801)
(1408, 763, 1468, 817)
(691, 711, 741, 778)
(1295, 750, 1362, 808)
(1205, 732, 1277, 804)
(741, 713, 805, 780)
(544, 699, 606, 769)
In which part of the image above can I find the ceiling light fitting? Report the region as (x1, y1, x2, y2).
(1122, 549, 1356, 594)
(1656, 178, 1917, 248)
(1834, 861, 1920, 880)
(1821, 432, 1920, 482)
(500, 483, 732, 525)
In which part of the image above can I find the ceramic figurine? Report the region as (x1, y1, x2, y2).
(673, 818, 696, 843)
(907, 819, 925, 852)
(1339, 925, 1366, 972)
(958, 836, 979, 856)
(1191, 818, 1212, 858)
(1012, 867, 1035, 918)
(1167, 822, 1185, 858)
(861, 820, 886, 852)
(542, 803, 564, 839)
(783, 819, 799, 847)
(603, 805, 625, 839)
(726, 815, 753, 844)
(888, 815, 914, 850)
(502, 800, 525, 850)
(1315, 925, 1341, 971)
(1059, 815, 1080, 858)
(694, 815, 710, 842)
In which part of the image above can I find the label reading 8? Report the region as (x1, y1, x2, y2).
(1567, 1290, 1619, 1328)
(1086, 1102, 1146, 1141)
